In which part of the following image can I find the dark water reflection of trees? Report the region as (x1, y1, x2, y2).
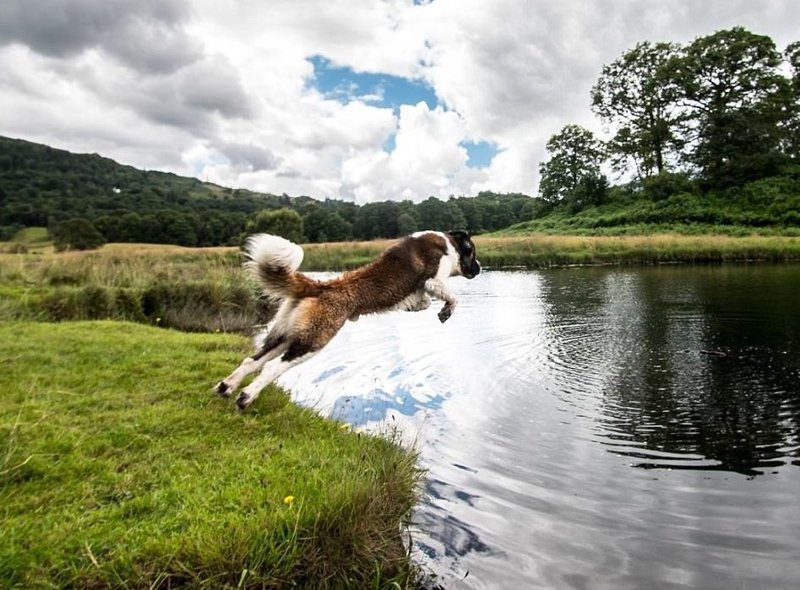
(537, 264, 800, 476)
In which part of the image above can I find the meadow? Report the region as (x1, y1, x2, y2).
(0, 321, 423, 588)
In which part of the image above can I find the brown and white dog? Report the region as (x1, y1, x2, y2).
(216, 230, 481, 409)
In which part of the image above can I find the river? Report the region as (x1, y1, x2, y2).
(276, 264, 800, 589)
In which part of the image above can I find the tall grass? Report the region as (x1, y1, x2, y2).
(0, 321, 424, 589)
(0, 245, 272, 331)
(475, 234, 800, 268)
(3, 235, 800, 330)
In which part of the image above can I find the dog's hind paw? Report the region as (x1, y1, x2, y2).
(236, 391, 254, 410)
(215, 381, 233, 397)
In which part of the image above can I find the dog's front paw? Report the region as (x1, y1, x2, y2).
(438, 305, 453, 323)
(215, 381, 233, 397)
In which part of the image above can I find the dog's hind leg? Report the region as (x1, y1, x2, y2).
(214, 301, 298, 397)
(236, 301, 348, 410)
(235, 342, 319, 410)
(214, 334, 289, 397)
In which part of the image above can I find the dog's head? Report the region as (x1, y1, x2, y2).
(447, 230, 481, 279)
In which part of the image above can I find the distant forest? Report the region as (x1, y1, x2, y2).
(0, 135, 535, 247)
(1, 27, 799, 248)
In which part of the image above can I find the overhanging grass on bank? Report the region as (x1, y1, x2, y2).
(0, 321, 422, 589)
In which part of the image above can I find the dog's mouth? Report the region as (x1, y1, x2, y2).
(462, 259, 481, 279)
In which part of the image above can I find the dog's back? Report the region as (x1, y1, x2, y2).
(244, 232, 452, 316)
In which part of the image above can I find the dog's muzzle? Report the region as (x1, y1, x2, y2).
(463, 259, 481, 279)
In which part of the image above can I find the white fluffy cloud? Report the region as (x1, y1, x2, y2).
(1, 0, 797, 202)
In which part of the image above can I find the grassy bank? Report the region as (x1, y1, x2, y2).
(473, 233, 800, 268)
(0, 321, 422, 589)
(3, 234, 800, 328)
(303, 234, 800, 269)
(0, 244, 268, 331)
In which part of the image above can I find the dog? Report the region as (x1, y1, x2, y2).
(215, 230, 481, 410)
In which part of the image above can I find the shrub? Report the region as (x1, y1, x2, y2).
(52, 219, 106, 252)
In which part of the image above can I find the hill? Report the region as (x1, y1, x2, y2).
(0, 135, 307, 245)
(0, 135, 536, 246)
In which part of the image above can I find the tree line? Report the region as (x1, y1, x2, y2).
(0, 136, 536, 248)
(538, 27, 800, 211)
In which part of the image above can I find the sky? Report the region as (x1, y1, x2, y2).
(0, 0, 798, 203)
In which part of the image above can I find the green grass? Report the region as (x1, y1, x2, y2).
(0, 245, 269, 331)
(0, 321, 422, 589)
(4, 233, 800, 329)
(474, 234, 800, 268)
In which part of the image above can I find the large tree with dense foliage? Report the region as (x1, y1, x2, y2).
(302, 205, 353, 242)
(538, 125, 607, 207)
(591, 41, 685, 179)
(673, 27, 789, 187)
(244, 208, 303, 243)
(52, 218, 106, 251)
(783, 41, 800, 162)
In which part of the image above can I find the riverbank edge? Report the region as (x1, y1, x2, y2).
(0, 320, 427, 589)
(300, 233, 800, 270)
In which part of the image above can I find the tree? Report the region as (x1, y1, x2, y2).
(783, 41, 800, 161)
(302, 206, 353, 242)
(415, 197, 466, 231)
(245, 208, 303, 243)
(673, 27, 788, 186)
(538, 125, 607, 206)
(51, 218, 106, 251)
(396, 212, 418, 235)
(353, 201, 401, 239)
(591, 41, 685, 179)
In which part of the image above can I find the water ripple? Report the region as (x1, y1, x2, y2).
(276, 267, 800, 589)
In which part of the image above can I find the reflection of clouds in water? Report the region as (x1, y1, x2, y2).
(330, 384, 447, 425)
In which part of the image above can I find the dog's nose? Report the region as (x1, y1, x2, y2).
(470, 259, 481, 277)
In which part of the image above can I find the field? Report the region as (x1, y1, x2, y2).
(0, 321, 422, 588)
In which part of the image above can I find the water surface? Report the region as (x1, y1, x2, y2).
(277, 265, 800, 589)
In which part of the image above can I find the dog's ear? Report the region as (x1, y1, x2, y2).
(446, 230, 474, 255)
(447, 229, 471, 242)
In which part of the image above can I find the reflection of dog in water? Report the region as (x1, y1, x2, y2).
(215, 231, 481, 410)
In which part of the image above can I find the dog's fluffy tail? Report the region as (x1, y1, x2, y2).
(244, 234, 320, 300)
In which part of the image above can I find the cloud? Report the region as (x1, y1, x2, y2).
(1, 0, 798, 203)
(0, 0, 200, 74)
(218, 142, 280, 172)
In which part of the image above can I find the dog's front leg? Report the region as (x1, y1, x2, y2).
(395, 290, 432, 313)
(424, 278, 457, 323)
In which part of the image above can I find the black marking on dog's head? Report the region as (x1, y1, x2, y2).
(447, 230, 481, 279)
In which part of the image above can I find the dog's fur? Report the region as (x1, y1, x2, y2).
(216, 230, 481, 409)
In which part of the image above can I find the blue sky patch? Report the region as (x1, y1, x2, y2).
(462, 140, 499, 168)
(382, 133, 397, 153)
(308, 55, 438, 111)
